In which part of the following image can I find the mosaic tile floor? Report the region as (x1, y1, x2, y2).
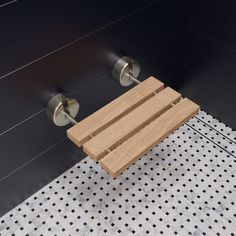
(0, 111, 236, 236)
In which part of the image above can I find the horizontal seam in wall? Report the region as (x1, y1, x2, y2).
(0, 0, 160, 81)
(0, 137, 67, 183)
(0, 0, 17, 8)
(0, 108, 45, 137)
(187, 26, 236, 53)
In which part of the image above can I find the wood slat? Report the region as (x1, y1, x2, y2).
(100, 99, 199, 177)
(67, 77, 164, 146)
(83, 87, 181, 160)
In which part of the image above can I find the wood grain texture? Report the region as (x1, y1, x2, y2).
(83, 87, 181, 160)
(67, 77, 164, 146)
(100, 99, 199, 177)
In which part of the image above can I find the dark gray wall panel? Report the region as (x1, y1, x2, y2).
(183, 1, 236, 129)
(183, 31, 236, 128)
(95, 0, 183, 82)
(0, 0, 155, 78)
(187, 0, 236, 50)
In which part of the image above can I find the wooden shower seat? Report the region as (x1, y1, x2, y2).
(67, 77, 199, 177)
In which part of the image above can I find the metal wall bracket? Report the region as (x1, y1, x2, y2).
(112, 56, 141, 86)
(46, 93, 79, 126)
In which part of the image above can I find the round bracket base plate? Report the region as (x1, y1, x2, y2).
(112, 56, 140, 87)
(46, 93, 79, 126)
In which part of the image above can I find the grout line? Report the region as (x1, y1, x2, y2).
(187, 26, 236, 53)
(0, 0, 18, 8)
(0, 108, 45, 136)
(193, 116, 236, 146)
(186, 123, 236, 158)
(0, 137, 67, 183)
(0, 0, 160, 81)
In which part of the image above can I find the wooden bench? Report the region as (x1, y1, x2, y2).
(67, 77, 199, 177)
